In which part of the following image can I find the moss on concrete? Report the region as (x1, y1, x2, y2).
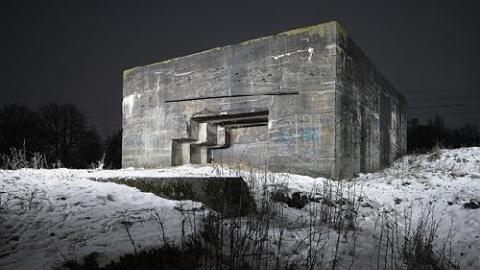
(282, 21, 336, 37)
(123, 67, 138, 79)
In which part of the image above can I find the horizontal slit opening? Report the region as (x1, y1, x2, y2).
(227, 123, 268, 129)
(192, 111, 268, 123)
(165, 92, 299, 103)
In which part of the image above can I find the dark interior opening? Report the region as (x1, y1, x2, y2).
(192, 110, 268, 128)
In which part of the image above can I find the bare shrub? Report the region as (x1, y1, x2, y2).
(429, 142, 442, 161)
(199, 175, 277, 269)
(196, 165, 363, 270)
(90, 153, 106, 170)
(374, 204, 457, 270)
(0, 192, 11, 226)
(1, 146, 48, 169)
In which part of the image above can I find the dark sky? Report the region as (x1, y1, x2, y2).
(1, 0, 479, 136)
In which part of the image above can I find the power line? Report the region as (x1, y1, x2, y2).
(408, 104, 468, 109)
(401, 86, 480, 93)
(409, 111, 480, 116)
(435, 111, 480, 116)
(406, 95, 480, 102)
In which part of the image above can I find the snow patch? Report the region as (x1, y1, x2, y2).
(272, 47, 314, 62)
(174, 70, 196, 77)
(268, 119, 273, 129)
(0, 168, 204, 270)
(122, 94, 136, 116)
(307, 47, 314, 62)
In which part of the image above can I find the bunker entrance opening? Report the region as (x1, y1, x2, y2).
(171, 111, 269, 166)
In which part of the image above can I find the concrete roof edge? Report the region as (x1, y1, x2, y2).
(122, 20, 340, 72)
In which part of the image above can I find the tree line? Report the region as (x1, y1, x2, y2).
(0, 103, 121, 168)
(2, 103, 479, 168)
(408, 115, 480, 153)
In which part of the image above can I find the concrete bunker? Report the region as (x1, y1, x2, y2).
(122, 21, 407, 179)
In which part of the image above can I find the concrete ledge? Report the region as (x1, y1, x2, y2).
(90, 176, 256, 217)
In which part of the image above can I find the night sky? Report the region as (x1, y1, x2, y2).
(1, 0, 479, 136)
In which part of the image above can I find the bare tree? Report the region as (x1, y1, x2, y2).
(39, 103, 102, 168)
(0, 104, 42, 154)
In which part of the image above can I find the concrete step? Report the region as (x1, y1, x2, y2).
(89, 176, 256, 217)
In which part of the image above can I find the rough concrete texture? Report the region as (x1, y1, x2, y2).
(91, 177, 255, 217)
(122, 21, 406, 179)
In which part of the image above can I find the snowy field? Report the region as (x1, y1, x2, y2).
(0, 147, 479, 269)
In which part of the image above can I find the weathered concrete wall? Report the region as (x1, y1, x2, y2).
(334, 24, 407, 179)
(123, 22, 338, 178)
(122, 21, 406, 179)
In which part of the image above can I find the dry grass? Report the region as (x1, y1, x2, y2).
(1, 147, 48, 169)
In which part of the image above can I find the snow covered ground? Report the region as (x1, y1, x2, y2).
(0, 147, 479, 269)
(352, 147, 480, 269)
(0, 169, 204, 269)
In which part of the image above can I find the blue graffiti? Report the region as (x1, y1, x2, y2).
(271, 127, 321, 156)
(272, 130, 292, 144)
(299, 127, 319, 143)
